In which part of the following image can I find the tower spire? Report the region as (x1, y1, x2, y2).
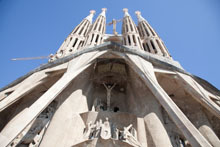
(84, 8, 107, 47)
(85, 10, 96, 23)
(122, 8, 143, 50)
(135, 11, 171, 58)
(123, 8, 130, 17)
(100, 8, 107, 17)
(49, 10, 95, 61)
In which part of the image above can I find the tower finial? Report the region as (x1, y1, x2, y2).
(123, 8, 130, 17)
(85, 10, 96, 23)
(102, 8, 107, 12)
(90, 10, 96, 15)
(135, 10, 145, 22)
(100, 8, 107, 17)
(135, 11, 141, 16)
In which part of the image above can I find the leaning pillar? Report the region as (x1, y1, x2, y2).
(144, 105, 172, 147)
(195, 111, 220, 147)
(137, 118, 148, 147)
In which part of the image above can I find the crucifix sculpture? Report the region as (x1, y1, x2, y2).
(103, 83, 116, 111)
(108, 19, 121, 36)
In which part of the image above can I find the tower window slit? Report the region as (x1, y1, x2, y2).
(132, 35, 136, 46)
(77, 41, 82, 49)
(145, 28, 150, 36)
(72, 38, 78, 48)
(81, 41, 84, 47)
(70, 37, 72, 41)
(90, 34, 94, 44)
(145, 43, 150, 52)
(143, 43, 146, 51)
(128, 35, 131, 45)
(95, 35, 99, 43)
(149, 27, 155, 36)
(150, 40, 157, 53)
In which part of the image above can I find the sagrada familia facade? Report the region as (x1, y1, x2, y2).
(0, 8, 220, 147)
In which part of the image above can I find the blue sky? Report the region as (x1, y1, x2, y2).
(0, 0, 220, 89)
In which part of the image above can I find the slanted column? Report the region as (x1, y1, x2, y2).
(84, 8, 107, 48)
(135, 11, 172, 58)
(122, 8, 143, 50)
(49, 10, 95, 61)
(196, 111, 220, 147)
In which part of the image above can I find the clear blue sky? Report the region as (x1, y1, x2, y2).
(0, 0, 220, 89)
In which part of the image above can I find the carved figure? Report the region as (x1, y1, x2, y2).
(100, 118, 111, 139)
(123, 124, 141, 147)
(108, 19, 122, 36)
(103, 83, 116, 111)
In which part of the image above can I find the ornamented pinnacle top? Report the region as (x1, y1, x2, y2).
(123, 8, 130, 17)
(90, 10, 96, 14)
(135, 11, 146, 22)
(135, 11, 141, 16)
(100, 8, 107, 17)
(85, 10, 96, 23)
(102, 8, 107, 12)
(123, 8, 128, 12)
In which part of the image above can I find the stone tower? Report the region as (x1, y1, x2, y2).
(0, 8, 220, 147)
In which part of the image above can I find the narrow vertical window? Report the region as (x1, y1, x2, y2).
(145, 43, 150, 52)
(95, 35, 99, 43)
(91, 34, 94, 43)
(132, 35, 136, 46)
(128, 35, 131, 45)
(150, 40, 157, 53)
(72, 38, 78, 48)
(143, 43, 146, 51)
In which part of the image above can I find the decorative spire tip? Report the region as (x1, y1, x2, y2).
(90, 10, 96, 14)
(135, 11, 141, 16)
(102, 8, 107, 12)
(123, 8, 128, 12)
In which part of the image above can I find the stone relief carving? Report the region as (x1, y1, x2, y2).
(8, 102, 57, 147)
(83, 117, 141, 147)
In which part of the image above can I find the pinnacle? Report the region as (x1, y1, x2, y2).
(135, 11, 141, 16)
(90, 10, 96, 14)
(100, 8, 107, 17)
(123, 8, 130, 17)
(135, 10, 146, 22)
(85, 10, 96, 23)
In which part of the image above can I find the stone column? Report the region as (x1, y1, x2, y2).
(137, 118, 148, 147)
